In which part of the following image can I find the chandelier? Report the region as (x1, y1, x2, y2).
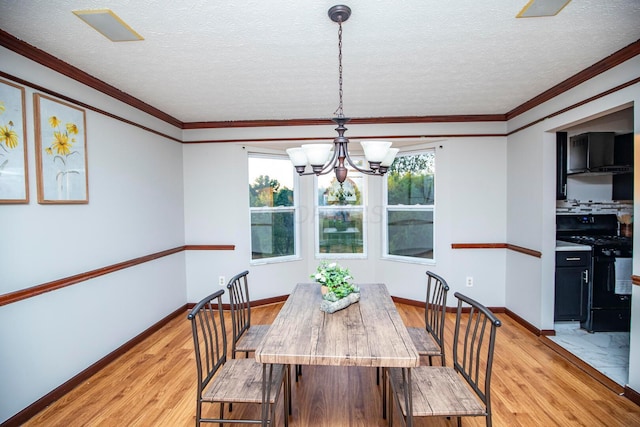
(286, 5, 398, 184)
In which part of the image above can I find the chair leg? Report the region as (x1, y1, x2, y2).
(287, 365, 293, 415)
(196, 400, 202, 427)
(295, 364, 302, 382)
(382, 368, 386, 420)
(388, 380, 394, 427)
(284, 368, 290, 427)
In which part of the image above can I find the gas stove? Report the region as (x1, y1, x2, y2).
(559, 234, 632, 255)
(557, 214, 630, 243)
(556, 213, 632, 332)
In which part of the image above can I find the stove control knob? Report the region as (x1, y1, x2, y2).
(602, 249, 612, 256)
(614, 250, 622, 257)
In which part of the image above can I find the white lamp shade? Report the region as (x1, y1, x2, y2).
(286, 147, 308, 166)
(381, 148, 399, 167)
(302, 144, 333, 166)
(360, 140, 392, 162)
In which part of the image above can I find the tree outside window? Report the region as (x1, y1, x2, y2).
(316, 167, 366, 257)
(385, 151, 435, 260)
(249, 155, 297, 261)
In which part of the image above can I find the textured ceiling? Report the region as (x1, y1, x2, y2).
(1, 0, 639, 123)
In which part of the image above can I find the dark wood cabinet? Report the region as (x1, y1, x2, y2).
(554, 251, 590, 321)
(556, 132, 568, 200)
(612, 133, 633, 200)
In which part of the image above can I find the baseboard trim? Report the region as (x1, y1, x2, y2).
(625, 385, 640, 406)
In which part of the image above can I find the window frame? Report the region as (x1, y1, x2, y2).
(382, 148, 436, 264)
(248, 152, 300, 265)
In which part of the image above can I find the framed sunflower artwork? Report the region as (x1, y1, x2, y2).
(0, 78, 29, 203)
(34, 93, 89, 204)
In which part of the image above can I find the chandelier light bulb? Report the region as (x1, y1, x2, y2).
(381, 148, 400, 167)
(286, 147, 308, 167)
(302, 144, 333, 166)
(360, 140, 392, 163)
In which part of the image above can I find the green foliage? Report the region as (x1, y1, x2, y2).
(249, 175, 293, 207)
(250, 175, 295, 259)
(311, 261, 358, 300)
(388, 153, 434, 175)
(250, 211, 295, 259)
(319, 179, 362, 206)
(387, 210, 433, 258)
(387, 152, 435, 205)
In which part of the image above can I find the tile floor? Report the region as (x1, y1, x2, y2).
(549, 321, 630, 386)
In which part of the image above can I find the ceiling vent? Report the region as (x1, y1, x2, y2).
(73, 9, 143, 42)
(516, 0, 571, 18)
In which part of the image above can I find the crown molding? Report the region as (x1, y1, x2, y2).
(0, 28, 183, 128)
(506, 39, 640, 120)
(1, 29, 638, 130)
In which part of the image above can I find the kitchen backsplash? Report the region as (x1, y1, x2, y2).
(556, 199, 633, 218)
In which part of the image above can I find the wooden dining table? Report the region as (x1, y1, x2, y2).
(255, 282, 420, 426)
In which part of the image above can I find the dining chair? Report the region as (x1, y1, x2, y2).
(387, 292, 502, 427)
(381, 271, 449, 418)
(188, 289, 289, 426)
(226, 270, 270, 359)
(227, 270, 301, 389)
(406, 271, 449, 366)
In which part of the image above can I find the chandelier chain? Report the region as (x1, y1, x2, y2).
(333, 18, 344, 118)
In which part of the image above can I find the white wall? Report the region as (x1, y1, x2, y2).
(505, 55, 639, 390)
(0, 48, 186, 423)
(182, 126, 508, 307)
(505, 124, 548, 327)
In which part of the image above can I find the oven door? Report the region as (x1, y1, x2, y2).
(593, 255, 632, 307)
(590, 255, 632, 332)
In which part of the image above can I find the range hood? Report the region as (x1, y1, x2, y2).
(567, 132, 633, 175)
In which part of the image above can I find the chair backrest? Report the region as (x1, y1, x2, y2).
(226, 270, 252, 349)
(187, 289, 227, 397)
(424, 271, 449, 351)
(452, 292, 501, 415)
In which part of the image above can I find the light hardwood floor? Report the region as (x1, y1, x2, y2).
(22, 302, 640, 426)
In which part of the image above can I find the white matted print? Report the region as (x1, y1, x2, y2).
(34, 93, 88, 204)
(0, 78, 28, 203)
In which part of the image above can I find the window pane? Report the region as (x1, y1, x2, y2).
(317, 173, 364, 207)
(318, 209, 363, 254)
(251, 211, 295, 259)
(387, 152, 435, 205)
(249, 157, 294, 207)
(387, 210, 433, 259)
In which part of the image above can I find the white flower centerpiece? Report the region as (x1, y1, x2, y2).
(312, 261, 360, 313)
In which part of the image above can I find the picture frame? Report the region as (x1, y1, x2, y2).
(0, 78, 29, 203)
(34, 93, 89, 204)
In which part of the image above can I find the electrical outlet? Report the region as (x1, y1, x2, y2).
(466, 276, 473, 287)
(219, 276, 226, 287)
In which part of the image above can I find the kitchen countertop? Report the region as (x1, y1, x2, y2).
(556, 240, 592, 252)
